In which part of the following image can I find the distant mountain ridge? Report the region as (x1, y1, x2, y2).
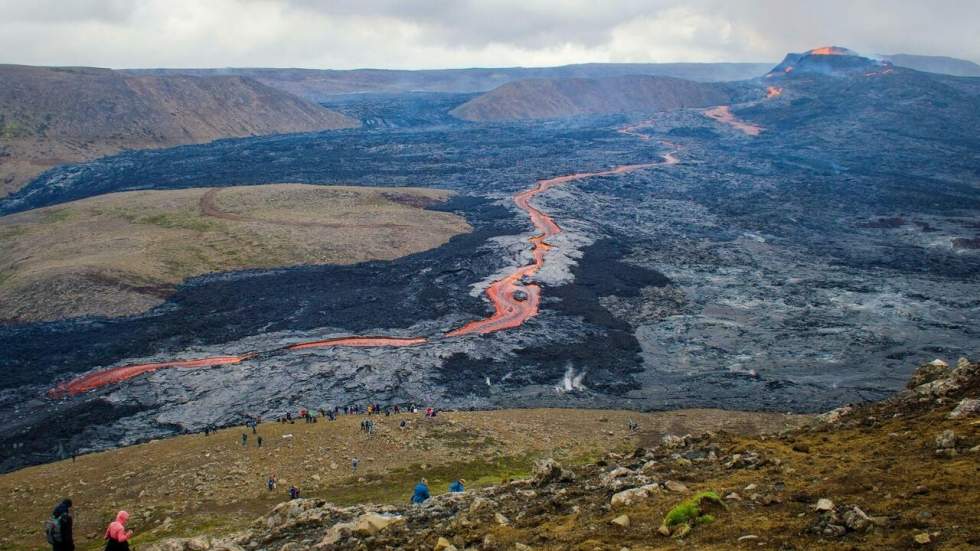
(883, 53, 980, 77)
(0, 64, 358, 197)
(449, 75, 731, 121)
(125, 62, 772, 102)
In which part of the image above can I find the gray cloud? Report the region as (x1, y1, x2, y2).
(0, 0, 976, 69)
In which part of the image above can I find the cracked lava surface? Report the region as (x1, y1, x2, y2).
(50, 125, 682, 397)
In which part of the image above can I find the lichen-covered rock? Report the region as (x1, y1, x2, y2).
(816, 405, 853, 424)
(610, 484, 659, 508)
(661, 434, 690, 449)
(611, 514, 631, 528)
(935, 430, 957, 449)
(353, 512, 405, 535)
(949, 398, 980, 419)
(907, 360, 949, 389)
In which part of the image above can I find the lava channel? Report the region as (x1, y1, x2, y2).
(703, 105, 764, 136)
(286, 336, 428, 351)
(51, 129, 678, 396)
(446, 162, 663, 336)
(49, 356, 245, 397)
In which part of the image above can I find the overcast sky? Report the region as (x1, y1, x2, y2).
(0, 0, 976, 69)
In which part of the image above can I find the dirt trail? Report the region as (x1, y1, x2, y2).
(51, 124, 678, 397)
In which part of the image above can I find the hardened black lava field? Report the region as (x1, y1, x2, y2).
(1, 67, 978, 471)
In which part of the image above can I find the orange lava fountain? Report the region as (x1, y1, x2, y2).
(809, 46, 848, 56)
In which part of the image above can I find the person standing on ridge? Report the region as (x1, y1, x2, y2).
(46, 499, 74, 551)
(103, 511, 133, 551)
(352, 457, 359, 472)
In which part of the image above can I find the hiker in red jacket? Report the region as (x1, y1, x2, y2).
(104, 511, 133, 550)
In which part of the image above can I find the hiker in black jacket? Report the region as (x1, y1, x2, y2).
(47, 499, 74, 551)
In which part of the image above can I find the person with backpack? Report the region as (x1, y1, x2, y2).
(289, 485, 300, 499)
(46, 499, 74, 551)
(449, 479, 465, 493)
(103, 511, 133, 550)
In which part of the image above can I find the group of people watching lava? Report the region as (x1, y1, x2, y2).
(46, 403, 450, 549)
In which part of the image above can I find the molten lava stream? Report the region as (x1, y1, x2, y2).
(49, 356, 245, 397)
(446, 162, 661, 337)
(703, 105, 763, 136)
(51, 127, 677, 396)
(286, 336, 427, 351)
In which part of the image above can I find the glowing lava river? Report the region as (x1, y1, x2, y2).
(50, 136, 679, 397)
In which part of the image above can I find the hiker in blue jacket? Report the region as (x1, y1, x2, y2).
(449, 479, 465, 493)
(411, 478, 430, 504)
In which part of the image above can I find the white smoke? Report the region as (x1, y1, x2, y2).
(555, 364, 587, 393)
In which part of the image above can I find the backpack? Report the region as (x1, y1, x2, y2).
(45, 515, 63, 544)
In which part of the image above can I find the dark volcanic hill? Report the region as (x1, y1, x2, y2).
(884, 53, 980, 77)
(450, 75, 731, 121)
(126, 62, 771, 102)
(767, 46, 893, 78)
(0, 65, 358, 197)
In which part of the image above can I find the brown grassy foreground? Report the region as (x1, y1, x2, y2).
(0, 184, 470, 321)
(0, 408, 804, 550)
(128, 359, 977, 551)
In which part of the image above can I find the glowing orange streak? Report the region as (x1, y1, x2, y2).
(703, 105, 763, 136)
(287, 336, 428, 350)
(809, 46, 846, 56)
(51, 124, 679, 396)
(446, 162, 664, 336)
(49, 356, 244, 397)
